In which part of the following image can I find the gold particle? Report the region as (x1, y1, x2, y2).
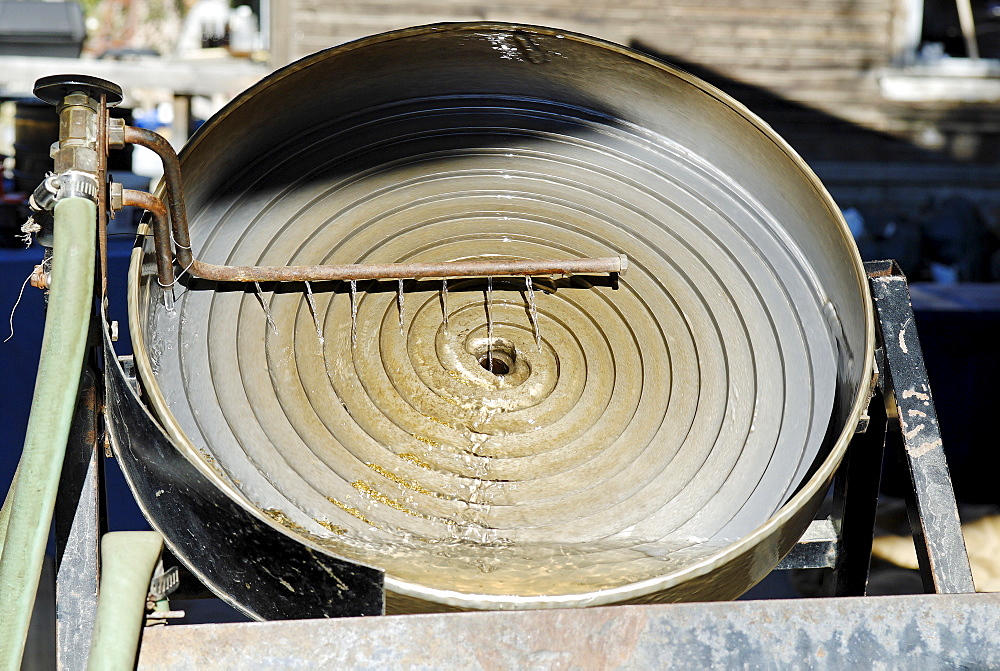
(412, 435, 440, 448)
(326, 497, 376, 527)
(419, 412, 456, 429)
(446, 370, 476, 387)
(261, 508, 307, 533)
(366, 463, 437, 497)
(316, 519, 348, 535)
(351, 480, 417, 516)
(398, 453, 432, 469)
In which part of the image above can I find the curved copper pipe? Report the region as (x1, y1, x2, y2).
(122, 189, 174, 288)
(123, 126, 193, 270)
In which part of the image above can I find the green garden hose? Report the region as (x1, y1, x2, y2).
(0, 197, 96, 670)
(87, 531, 164, 670)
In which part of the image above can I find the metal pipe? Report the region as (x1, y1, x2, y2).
(0, 197, 96, 670)
(122, 126, 193, 269)
(123, 126, 626, 284)
(130, 188, 626, 286)
(189, 254, 627, 282)
(955, 0, 980, 60)
(122, 189, 175, 288)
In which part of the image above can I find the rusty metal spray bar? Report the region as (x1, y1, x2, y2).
(122, 126, 626, 287)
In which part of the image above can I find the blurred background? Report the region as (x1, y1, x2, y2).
(1, 0, 999, 656)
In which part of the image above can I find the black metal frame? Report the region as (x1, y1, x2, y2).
(775, 260, 975, 597)
(52, 259, 977, 665)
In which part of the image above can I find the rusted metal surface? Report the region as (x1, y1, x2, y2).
(867, 262, 975, 594)
(189, 255, 625, 282)
(121, 190, 174, 288)
(136, 593, 1000, 669)
(123, 126, 193, 271)
(97, 94, 108, 298)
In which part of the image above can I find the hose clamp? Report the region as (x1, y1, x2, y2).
(56, 170, 99, 204)
(28, 170, 99, 211)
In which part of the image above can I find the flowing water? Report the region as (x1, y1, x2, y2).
(525, 275, 541, 351)
(397, 279, 405, 333)
(254, 281, 278, 334)
(440, 278, 449, 332)
(485, 277, 494, 372)
(304, 281, 324, 346)
(349, 280, 358, 346)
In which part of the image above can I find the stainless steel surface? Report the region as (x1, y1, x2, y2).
(127, 23, 874, 614)
(136, 593, 1000, 669)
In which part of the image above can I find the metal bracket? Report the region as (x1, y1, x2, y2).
(778, 260, 975, 596)
(865, 260, 975, 594)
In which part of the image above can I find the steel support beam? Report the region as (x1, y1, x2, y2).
(136, 592, 1000, 669)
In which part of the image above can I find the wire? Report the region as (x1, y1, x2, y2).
(4, 272, 33, 343)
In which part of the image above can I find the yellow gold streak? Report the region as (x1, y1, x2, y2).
(398, 453, 432, 469)
(446, 370, 476, 387)
(366, 463, 437, 497)
(262, 508, 307, 533)
(326, 497, 376, 527)
(412, 434, 440, 448)
(316, 519, 347, 535)
(351, 480, 420, 516)
(420, 412, 456, 429)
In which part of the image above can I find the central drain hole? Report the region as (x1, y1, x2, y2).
(479, 356, 510, 375)
(471, 338, 517, 377)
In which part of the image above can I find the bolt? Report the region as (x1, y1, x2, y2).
(110, 320, 119, 342)
(109, 182, 123, 214)
(107, 117, 126, 149)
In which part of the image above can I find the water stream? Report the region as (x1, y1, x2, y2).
(349, 280, 358, 346)
(525, 275, 541, 351)
(485, 277, 494, 372)
(254, 281, 278, 334)
(304, 281, 324, 346)
(440, 278, 449, 332)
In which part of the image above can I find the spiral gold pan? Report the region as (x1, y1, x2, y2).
(127, 23, 874, 614)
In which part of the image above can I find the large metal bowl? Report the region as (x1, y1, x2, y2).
(126, 23, 873, 615)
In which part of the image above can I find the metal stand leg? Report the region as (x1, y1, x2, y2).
(831, 389, 887, 596)
(54, 365, 103, 669)
(780, 261, 974, 596)
(866, 260, 975, 594)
